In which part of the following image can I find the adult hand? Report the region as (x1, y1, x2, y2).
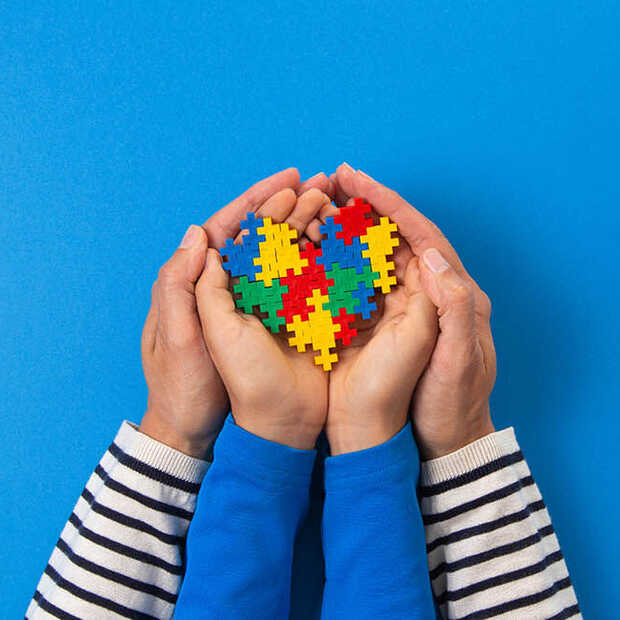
(333, 164, 497, 459)
(327, 228, 438, 454)
(140, 168, 324, 458)
(195, 188, 334, 450)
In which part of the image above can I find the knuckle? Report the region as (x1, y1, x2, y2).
(450, 280, 474, 305)
(478, 289, 492, 317)
(425, 216, 445, 238)
(157, 264, 178, 289)
(406, 218, 446, 251)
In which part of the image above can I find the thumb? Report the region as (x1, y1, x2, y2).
(195, 248, 238, 345)
(398, 257, 438, 369)
(157, 225, 208, 347)
(419, 247, 476, 348)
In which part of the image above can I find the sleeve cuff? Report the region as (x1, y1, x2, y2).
(420, 427, 519, 487)
(115, 421, 210, 485)
(213, 415, 317, 489)
(324, 422, 419, 491)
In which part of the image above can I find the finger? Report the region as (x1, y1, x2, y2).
(327, 175, 337, 201)
(195, 248, 239, 347)
(418, 247, 476, 349)
(256, 187, 298, 222)
(401, 257, 439, 370)
(393, 237, 414, 283)
(141, 280, 159, 355)
(297, 172, 331, 197)
(335, 164, 469, 278)
(234, 188, 298, 244)
(305, 219, 322, 243)
(329, 171, 351, 207)
(305, 200, 341, 244)
(285, 188, 332, 237)
(319, 199, 341, 222)
(204, 168, 300, 248)
(157, 225, 208, 349)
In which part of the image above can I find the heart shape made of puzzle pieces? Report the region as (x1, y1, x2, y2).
(220, 198, 400, 370)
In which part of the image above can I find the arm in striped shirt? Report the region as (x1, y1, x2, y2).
(420, 427, 581, 620)
(26, 421, 209, 620)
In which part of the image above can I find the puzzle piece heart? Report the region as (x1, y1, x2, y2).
(220, 198, 399, 371)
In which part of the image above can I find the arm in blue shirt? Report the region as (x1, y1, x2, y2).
(175, 415, 316, 620)
(321, 422, 436, 620)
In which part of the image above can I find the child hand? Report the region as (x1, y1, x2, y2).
(195, 188, 333, 450)
(139, 168, 305, 457)
(326, 235, 438, 454)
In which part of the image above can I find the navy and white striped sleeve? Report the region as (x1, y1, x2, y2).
(26, 421, 209, 619)
(420, 427, 581, 620)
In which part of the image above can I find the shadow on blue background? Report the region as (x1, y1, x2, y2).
(1, 2, 619, 616)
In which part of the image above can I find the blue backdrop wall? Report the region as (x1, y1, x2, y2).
(2, 2, 618, 616)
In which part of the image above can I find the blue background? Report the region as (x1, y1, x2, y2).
(1, 1, 618, 616)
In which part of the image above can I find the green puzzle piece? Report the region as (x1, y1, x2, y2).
(233, 276, 288, 333)
(324, 263, 380, 315)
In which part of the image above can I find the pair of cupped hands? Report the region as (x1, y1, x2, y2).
(140, 164, 496, 460)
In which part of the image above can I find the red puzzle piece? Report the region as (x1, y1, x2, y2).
(333, 307, 357, 345)
(334, 197, 374, 245)
(277, 243, 334, 323)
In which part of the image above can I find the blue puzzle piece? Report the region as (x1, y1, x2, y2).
(220, 237, 261, 281)
(243, 211, 263, 236)
(319, 217, 343, 240)
(317, 217, 348, 271)
(340, 236, 370, 273)
(351, 280, 377, 319)
(220, 214, 266, 280)
(239, 212, 263, 250)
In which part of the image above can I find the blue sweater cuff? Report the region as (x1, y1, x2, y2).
(214, 414, 317, 490)
(324, 422, 420, 490)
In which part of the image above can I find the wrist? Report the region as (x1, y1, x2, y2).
(326, 412, 408, 455)
(417, 407, 495, 460)
(232, 410, 323, 451)
(140, 408, 219, 459)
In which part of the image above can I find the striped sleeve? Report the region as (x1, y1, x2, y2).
(420, 427, 581, 620)
(26, 421, 209, 619)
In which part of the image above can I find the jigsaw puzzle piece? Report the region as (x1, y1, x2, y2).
(334, 197, 374, 245)
(361, 217, 400, 294)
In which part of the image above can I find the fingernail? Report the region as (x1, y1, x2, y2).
(180, 225, 199, 249)
(424, 248, 450, 273)
(307, 172, 324, 180)
(357, 169, 375, 181)
(341, 161, 354, 173)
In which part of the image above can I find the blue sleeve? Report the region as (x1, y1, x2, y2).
(321, 422, 435, 620)
(175, 415, 317, 620)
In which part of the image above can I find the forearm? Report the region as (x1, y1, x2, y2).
(322, 422, 435, 620)
(26, 421, 209, 619)
(421, 428, 581, 619)
(175, 415, 316, 620)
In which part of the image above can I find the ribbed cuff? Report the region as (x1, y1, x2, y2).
(214, 415, 317, 490)
(116, 421, 210, 485)
(420, 427, 518, 486)
(324, 422, 419, 491)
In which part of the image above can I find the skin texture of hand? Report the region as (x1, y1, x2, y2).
(326, 219, 438, 454)
(140, 168, 333, 458)
(195, 189, 334, 450)
(333, 164, 497, 460)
